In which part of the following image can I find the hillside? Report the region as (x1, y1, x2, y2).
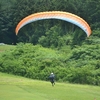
(0, 43, 100, 86)
(0, 72, 100, 100)
(0, 0, 100, 87)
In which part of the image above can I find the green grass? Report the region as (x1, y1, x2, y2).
(0, 44, 15, 52)
(0, 72, 100, 100)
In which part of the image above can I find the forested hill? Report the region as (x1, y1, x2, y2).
(0, 0, 100, 45)
(0, 0, 100, 85)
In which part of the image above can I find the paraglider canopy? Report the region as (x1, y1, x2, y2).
(15, 11, 91, 37)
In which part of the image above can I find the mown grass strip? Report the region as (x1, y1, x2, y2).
(0, 72, 100, 100)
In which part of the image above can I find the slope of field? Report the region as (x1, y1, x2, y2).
(0, 44, 15, 52)
(0, 72, 100, 100)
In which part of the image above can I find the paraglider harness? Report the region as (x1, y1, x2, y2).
(49, 73, 55, 86)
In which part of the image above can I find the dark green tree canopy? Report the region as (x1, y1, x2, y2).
(0, 0, 100, 45)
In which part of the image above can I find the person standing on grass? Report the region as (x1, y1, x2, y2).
(49, 73, 55, 86)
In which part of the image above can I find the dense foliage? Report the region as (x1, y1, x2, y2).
(0, 0, 100, 44)
(0, 43, 100, 85)
(0, 0, 100, 85)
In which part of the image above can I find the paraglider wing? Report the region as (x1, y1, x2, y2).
(15, 11, 91, 37)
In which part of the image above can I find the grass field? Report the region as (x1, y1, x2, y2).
(0, 44, 15, 52)
(0, 72, 100, 100)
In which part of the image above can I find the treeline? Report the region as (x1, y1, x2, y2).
(0, 0, 100, 45)
(0, 43, 100, 85)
